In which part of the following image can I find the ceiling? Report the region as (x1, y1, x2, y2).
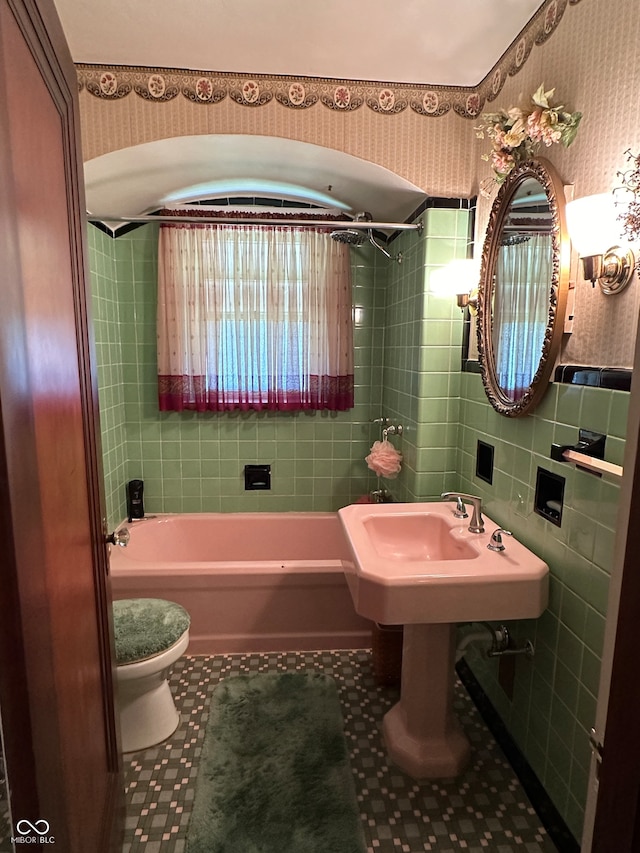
(54, 0, 545, 88)
(54, 0, 546, 227)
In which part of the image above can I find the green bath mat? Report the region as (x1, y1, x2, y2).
(186, 672, 366, 853)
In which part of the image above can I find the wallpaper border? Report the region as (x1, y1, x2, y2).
(76, 0, 585, 120)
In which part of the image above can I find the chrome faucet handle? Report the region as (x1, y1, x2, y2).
(441, 492, 468, 517)
(452, 496, 468, 518)
(487, 528, 512, 552)
(441, 492, 484, 533)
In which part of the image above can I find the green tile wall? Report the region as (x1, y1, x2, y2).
(458, 373, 628, 840)
(88, 226, 127, 525)
(90, 223, 388, 523)
(90, 212, 472, 521)
(381, 205, 471, 501)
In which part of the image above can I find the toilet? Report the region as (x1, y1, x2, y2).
(113, 598, 190, 753)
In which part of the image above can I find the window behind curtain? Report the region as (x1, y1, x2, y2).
(157, 222, 354, 412)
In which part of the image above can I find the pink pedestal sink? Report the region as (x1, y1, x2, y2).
(338, 501, 549, 778)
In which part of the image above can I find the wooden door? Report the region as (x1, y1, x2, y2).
(0, 0, 122, 850)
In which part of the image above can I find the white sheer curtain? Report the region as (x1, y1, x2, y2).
(157, 223, 354, 411)
(494, 234, 552, 400)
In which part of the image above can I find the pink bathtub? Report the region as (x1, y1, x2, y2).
(109, 512, 372, 654)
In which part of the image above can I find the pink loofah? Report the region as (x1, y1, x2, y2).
(365, 439, 402, 479)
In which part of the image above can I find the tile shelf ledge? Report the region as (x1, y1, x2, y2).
(553, 364, 632, 391)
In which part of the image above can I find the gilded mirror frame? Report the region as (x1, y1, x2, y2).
(476, 158, 570, 417)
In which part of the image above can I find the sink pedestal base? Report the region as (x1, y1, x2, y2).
(382, 622, 470, 778)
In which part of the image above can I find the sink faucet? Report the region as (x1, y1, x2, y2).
(441, 492, 485, 534)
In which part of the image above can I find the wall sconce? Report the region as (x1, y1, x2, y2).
(565, 193, 636, 294)
(429, 259, 479, 310)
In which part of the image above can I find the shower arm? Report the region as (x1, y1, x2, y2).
(367, 230, 402, 262)
(85, 213, 424, 233)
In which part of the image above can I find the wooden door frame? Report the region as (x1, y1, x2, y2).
(0, 0, 122, 848)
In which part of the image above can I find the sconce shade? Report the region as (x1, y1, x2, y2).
(565, 193, 622, 255)
(429, 258, 479, 297)
(565, 193, 635, 294)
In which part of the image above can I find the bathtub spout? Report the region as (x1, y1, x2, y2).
(371, 488, 393, 503)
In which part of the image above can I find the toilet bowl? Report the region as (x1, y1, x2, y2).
(113, 598, 190, 753)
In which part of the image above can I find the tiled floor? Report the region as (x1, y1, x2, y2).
(122, 649, 558, 853)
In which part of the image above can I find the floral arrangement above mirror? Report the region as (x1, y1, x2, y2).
(476, 84, 582, 191)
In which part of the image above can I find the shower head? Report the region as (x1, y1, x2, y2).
(330, 228, 366, 246)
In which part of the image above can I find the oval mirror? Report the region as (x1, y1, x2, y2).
(477, 158, 570, 417)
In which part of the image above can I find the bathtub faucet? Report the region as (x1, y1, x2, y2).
(370, 488, 393, 503)
(441, 492, 484, 534)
